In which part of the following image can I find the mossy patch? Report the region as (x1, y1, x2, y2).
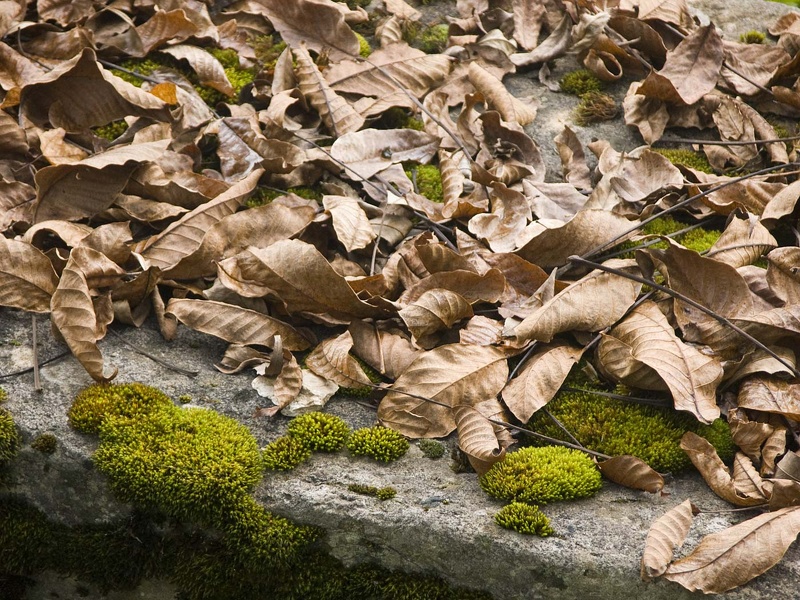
(653, 148, 714, 174)
(92, 120, 129, 141)
(287, 411, 351, 452)
(418, 439, 446, 459)
(347, 483, 397, 500)
(0, 408, 20, 463)
(262, 435, 313, 470)
(420, 24, 450, 54)
(560, 69, 603, 96)
(574, 91, 618, 126)
(494, 502, 554, 536)
(30, 433, 57, 455)
(347, 426, 409, 462)
(740, 30, 766, 43)
(405, 163, 443, 202)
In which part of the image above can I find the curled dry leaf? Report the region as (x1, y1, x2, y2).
(0, 238, 59, 312)
(398, 268, 505, 306)
(165, 298, 312, 351)
(305, 331, 371, 388)
(160, 45, 234, 96)
(348, 320, 421, 380)
(467, 62, 536, 126)
(664, 506, 800, 594)
(399, 288, 473, 344)
(599, 455, 664, 493)
(502, 341, 584, 423)
(737, 376, 800, 421)
(641, 500, 695, 581)
(329, 129, 439, 181)
(323, 195, 377, 252)
(378, 344, 509, 438)
(214, 344, 271, 374)
(453, 405, 506, 476)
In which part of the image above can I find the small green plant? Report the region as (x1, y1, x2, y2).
(262, 436, 313, 470)
(494, 502, 554, 536)
(92, 120, 129, 140)
(31, 433, 57, 455)
(420, 24, 449, 54)
(347, 426, 409, 462)
(480, 446, 602, 505)
(0, 386, 7, 402)
(418, 439, 446, 459)
(178, 394, 192, 404)
(0, 408, 20, 462)
(739, 30, 766, 43)
(405, 164, 443, 202)
(653, 148, 715, 174)
(347, 483, 397, 500)
(574, 91, 618, 126)
(680, 227, 722, 253)
(354, 32, 372, 57)
(560, 69, 603, 96)
(68, 382, 174, 435)
(288, 412, 351, 452)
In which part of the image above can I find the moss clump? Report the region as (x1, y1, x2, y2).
(252, 36, 288, 70)
(288, 412, 351, 452)
(574, 91, 618, 126)
(653, 148, 714, 174)
(338, 357, 383, 398)
(0, 408, 20, 463)
(681, 227, 722, 253)
(405, 164, 443, 202)
(262, 436, 313, 470)
(245, 185, 322, 208)
(420, 24, 450, 54)
(92, 119, 128, 140)
(31, 433, 57, 455)
(740, 30, 766, 43)
(480, 446, 601, 505)
(68, 382, 173, 435)
(560, 69, 603, 96)
(0, 386, 7, 402)
(494, 502, 554, 536)
(347, 426, 409, 462)
(418, 439, 446, 459)
(347, 483, 397, 500)
(178, 394, 192, 404)
(527, 385, 734, 473)
(375, 107, 424, 130)
(354, 32, 372, 57)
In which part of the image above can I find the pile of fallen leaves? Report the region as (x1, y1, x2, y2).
(5, 0, 800, 593)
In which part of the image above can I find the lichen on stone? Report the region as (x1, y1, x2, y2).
(418, 439, 446, 459)
(347, 483, 397, 500)
(262, 435, 313, 471)
(287, 411, 351, 452)
(494, 502, 554, 536)
(347, 426, 409, 462)
(480, 446, 602, 505)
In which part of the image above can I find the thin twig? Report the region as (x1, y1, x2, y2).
(106, 328, 199, 376)
(568, 255, 800, 378)
(0, 350, 71, 381)
(97, 59, 163, 85)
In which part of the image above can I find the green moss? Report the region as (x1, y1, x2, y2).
(681, 227, 722, 253)
(0, 386, 6, 402)
(92, 120, 128, 140)
(653, 148, 714, 174)
(252, 36, 288, 70)
(262, 436, 312, 471)
(494, 502, 554, 536)
(0, 408, 20, 463)
(347, 426, 409, 462)
(574, 91, 618, 126)
(480, 446, 602, 505)
(560, 69, 603, 96)
(355, 32, 373, 57)
(246, 185, 322, 208)
(208, 47, 239, 69)
(420, 24, 450, 54)
(178, 394, 192, 404)
(405, 164, 443, 202)
(288, 412, 351, 452)
(418, 439, 446, 459)
(740, 30, 766, 43)
(68, 382, 173, 435)
(338, 357, 383, 398)
(347, 483, 397, 500)
(31, 433, 57, 454)
(526, 384, 734, 473)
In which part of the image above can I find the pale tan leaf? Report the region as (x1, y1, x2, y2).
(468, 182, 531, 253)
(253, 365, 338, 416)
(775, 450, 800, 482)
(597, 301, 722, 424)
(399, 288, 473, 343)
(766, 247, 800, 306)
(141, 169, 263, 272)
(769, 480, 800, 511)
(135, 9, 199, 55)
(160, 45, 234, 96)
(729, 408, 777, 466)
(502, 341, 584, 423)
(398, 269, 505, 305)
(680, 433, 766, 506)
(349, 320, 422, 380)
(467, 62, 536, 126)
(38, 127, 86, 165)
(738, 376, 800, 421)
(641, 500, 695, 581)
(732, 453, 769, 502)
(165, 298, 312, 351)
(459, 316, 504, 346)
(513, 259, 642, 343)
(664, 505, 800, 593)
(273, 352, 303, 410)
(0, 238, 59, 312)
(323, 195, 377, 252)
(214, 344, 271, 374)
(453, 405, 505, 476)
(217, 240, 391, 321)
(220, 117, 307, 174)
(762, 427, 787, 477)
(636, 0, 693, 27)
(329, 129, 439, 181)
(599, 455, 664, 493)
(293, 43, 364, 137)
(378, 344, 509, 438)
(305, 331, 371, 388)
(554, 126, 591, 191)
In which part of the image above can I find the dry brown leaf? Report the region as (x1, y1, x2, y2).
(329, 129, 439, 181)
(293, 43, 364, 137)
(378, 344, 509, 438)
(513, 259, 642, 343)
(165, 298, 312, 351)
(322, 195, 376, 252)
(215, 344, 272, 374)
(305, 331, 371, 388)
(348, 320, 422, 380)
(641, 500, 695, 581)
(272, 352, 304, 412)
(502, 341, 584, 423)
(706, 215, 777, 269)
(766, 247, 800, 306)
(453, 405, 505, 476)
(0, 238, 59, 312)
(597, 301, 722, 424)
(468, 183, 531, 253)
(664, 506, 800, 593)
(738, 376, 800, 421)
(399, 288, 473, 344)
(599, 455, 665, 493)
(467, 62, 536, 126)
(135, 9, 198, 55)
(160, 45, 234, 96)
(398, 268, 505, 306)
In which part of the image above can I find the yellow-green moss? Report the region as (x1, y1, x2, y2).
(338, 357, 382, 398)
(347, 483, 397, 500)
(480, 446, 602, 505)
(574, 91, 618, 126)
(252, 36, 288, 70)
(0, 408, 20, 462)
(355, 32, 372, 57)
(347, 426, 409, 462)
(262, 436, 312, 471)
(68, 382, 173, 435)
(178, 394, 192, 404)
(494, 502, 554, 536)
(419, 24, 449, 54)
(0, 386, 7, 402)
(526, 384, 734, 473)
(653, 148, 714, 174)
(92, 120, 128, 140)
(560, 69, 603, 96)
(418, 439, 446, 459)
(680, 227, 722, 253)
(405, 164, 443, 202)
(31, 433, 57, 455)
(739, 30, 766, 43)
(287, 412, 351, 452)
